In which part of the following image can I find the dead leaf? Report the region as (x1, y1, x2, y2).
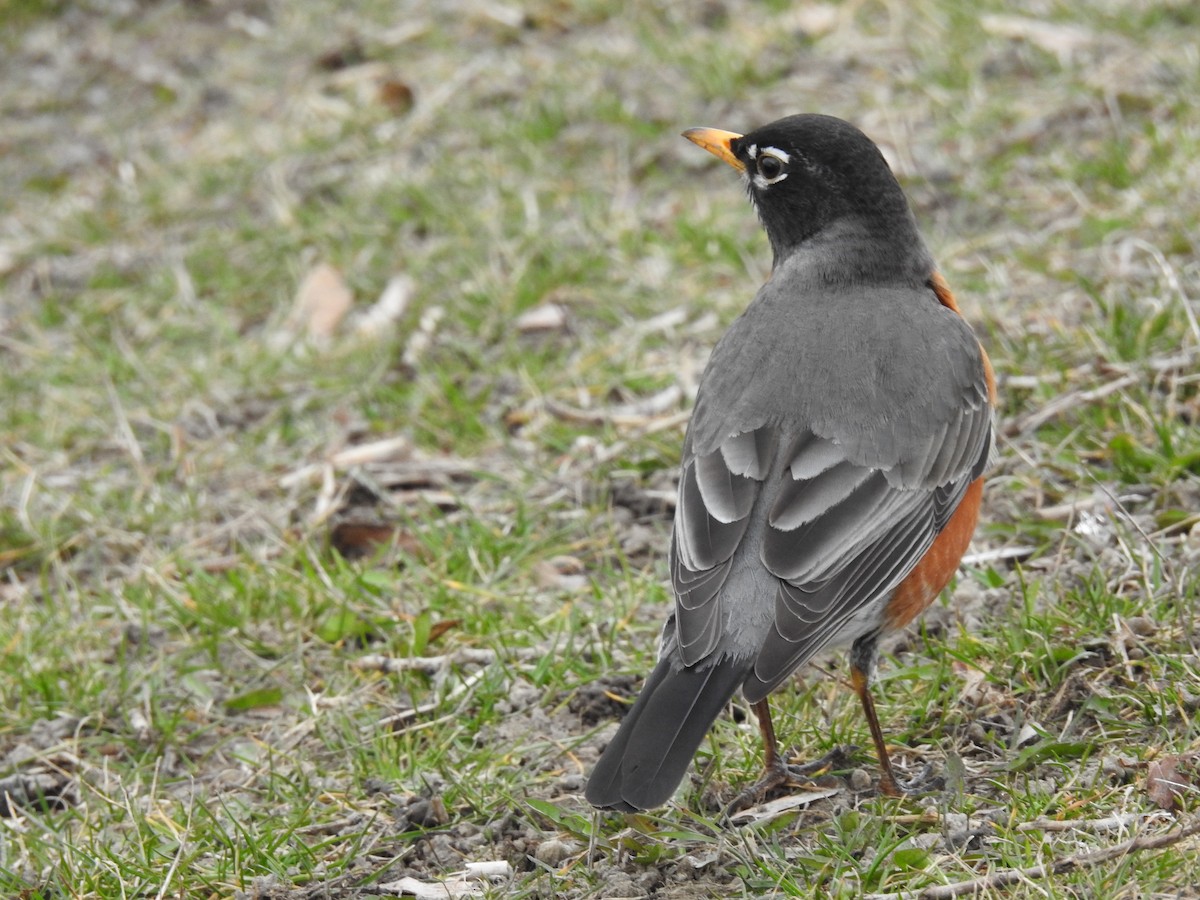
(1146, 754, 1199, 811)
(378, 79, 415, 114)
(427, 618, 461, 644)
(329, 522, 424, 559)
(379, 860, 511, 896)
(315, 39, 366, 70)
(293, 262, 353, 341)
(1014, 722, 1042, 749)
(463, 861, 511, 880)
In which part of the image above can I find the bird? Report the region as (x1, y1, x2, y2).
(585, 114, 996, 813)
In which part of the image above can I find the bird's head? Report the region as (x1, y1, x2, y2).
(684, 114, 920, 267)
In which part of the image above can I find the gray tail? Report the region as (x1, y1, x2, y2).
(585, 657, 747, 811)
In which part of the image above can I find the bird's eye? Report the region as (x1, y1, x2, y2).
(755, 150, 788, 185)
(758, 156, 783, 179)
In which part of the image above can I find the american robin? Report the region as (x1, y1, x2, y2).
(585, 114, 995, 813)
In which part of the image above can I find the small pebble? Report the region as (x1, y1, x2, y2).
(1126, 615, 1157, 636)
(1101, 756, 1128, 781)
(458, 831, 487, 851)
(558, 773, 585, 793)
(426, 833, 461, 867)
(602, 874, 639, 896)
(1026, 777, 1056, 795)
(406, 796, 449, 828)
(514, 302, 567, 334)
(943, 812, 968, 832)
(942, 812, 972, 848)
(897, 832, 940, 852)
(966, 722, 987, 744)
(848, 768, 872, 791)
(534, 838, 580, 867)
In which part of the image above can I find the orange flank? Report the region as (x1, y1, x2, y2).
(885, 476, 984, 629)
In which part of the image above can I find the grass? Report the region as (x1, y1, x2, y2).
(2, 0, 1200, 897)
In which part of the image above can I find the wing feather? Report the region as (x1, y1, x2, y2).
(720, 428, 776, 479)
(694, 448, 757, 524)
(670, 428, 772, 665)
(770, 458, 874, 531)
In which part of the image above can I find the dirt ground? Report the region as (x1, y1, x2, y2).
(4, 1, 1200, 897)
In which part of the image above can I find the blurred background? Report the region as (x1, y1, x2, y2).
(2, 1, 1199, 896)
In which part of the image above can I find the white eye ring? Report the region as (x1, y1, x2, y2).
(751, 147, 789, 189)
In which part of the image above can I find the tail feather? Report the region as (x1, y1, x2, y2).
(585, 657, 748, 811)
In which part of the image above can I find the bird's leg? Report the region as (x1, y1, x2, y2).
(725, 699, 788, 814)
(851, 662, 942, 797)
(724, 699, 853, 815)
(754, 698, 783, 771)
(851, 663, 902, 797)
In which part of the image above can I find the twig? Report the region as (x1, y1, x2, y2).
(365, 646, 549, 729)
(1088, 478, 1170, 570)
(105, 375, 146, 473)
(865, 817, 1200, 899)
(1005, 373, 1140, 436)
(1003, 350, 1195, 393)
(153, 778, 194, 900)
(356, 646, 544, 675)
(1033, 495, 1105, 521)
(279, 435, 413, 488)
(357, 648, 502, 673)
(1142, 347, 1200, 373)
(545, 385, 683, 427)
(959, 546, 1036, 566)
(1015, 812, 1151, 833)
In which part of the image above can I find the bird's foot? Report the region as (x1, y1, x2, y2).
(724, 745, 857, 816)
(877, 760, 944, 798)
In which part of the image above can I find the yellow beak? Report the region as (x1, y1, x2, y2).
(682, 127, 745, 172)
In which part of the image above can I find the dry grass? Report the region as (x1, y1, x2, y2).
(2, 0, 1200, 897)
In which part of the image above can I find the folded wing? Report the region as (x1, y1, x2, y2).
(669, 378, 992, 694)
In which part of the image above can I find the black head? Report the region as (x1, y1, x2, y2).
(684, 114, 926, 273)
